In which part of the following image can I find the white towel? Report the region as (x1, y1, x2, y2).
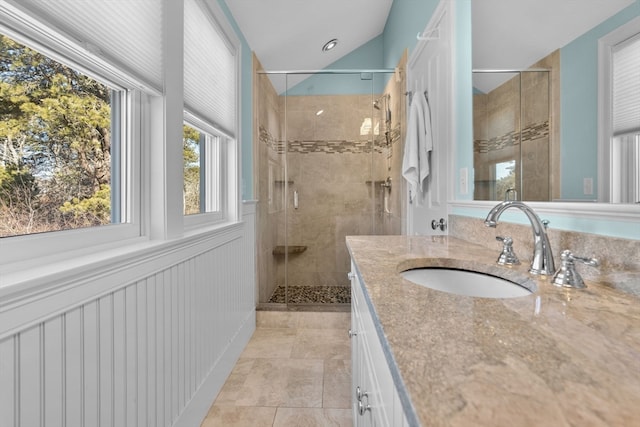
(419, 93, 433, 192)
(402, 93, 423, 196)
(402, 91, 433, 199)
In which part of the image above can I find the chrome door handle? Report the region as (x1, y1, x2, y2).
(431, 218, 447, 231)
(358, 399, 371, 415)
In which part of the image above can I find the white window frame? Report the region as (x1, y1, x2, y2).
(183, 128, 238, 231)
(598, 15, 640, 202)
(0, 13, 144, 269)
(183, 115, 228, 227)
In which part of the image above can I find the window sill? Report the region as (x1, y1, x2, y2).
(0, 220, 244, 305)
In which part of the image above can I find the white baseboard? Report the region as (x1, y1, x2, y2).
(172, 310, 256, 427)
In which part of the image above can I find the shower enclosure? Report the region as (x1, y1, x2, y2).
(255, 68, 404, 310)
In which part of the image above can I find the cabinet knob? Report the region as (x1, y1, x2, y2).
(347, 272, 355, 280)
(349, 329, 357, 338)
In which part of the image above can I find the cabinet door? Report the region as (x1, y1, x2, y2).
(351, 261, 409, 427)
(351, 267, 389, 426)
(350, 279, 362, 425)
(359, 303, 392, 425)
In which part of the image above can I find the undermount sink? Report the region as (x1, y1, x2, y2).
(400, 268, 532, 298)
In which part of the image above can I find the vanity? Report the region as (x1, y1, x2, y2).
(347, 235, 640, 427)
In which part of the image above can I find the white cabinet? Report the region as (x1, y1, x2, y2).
(350, 262, 410, 427)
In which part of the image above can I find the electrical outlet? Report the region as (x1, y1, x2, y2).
(460, 168, 468, 195)
(583, 177, 593, 195)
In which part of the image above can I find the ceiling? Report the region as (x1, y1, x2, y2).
(225, 0, 393, 92)
(225, 0, 635, 94)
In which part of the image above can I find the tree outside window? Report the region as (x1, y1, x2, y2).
(0, 34, 116, 237)
(183, 125, 201, 215)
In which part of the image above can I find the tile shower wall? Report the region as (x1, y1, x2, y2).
(255, 57, 407, 300)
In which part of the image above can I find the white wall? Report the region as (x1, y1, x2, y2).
(0, 204, 256, 427)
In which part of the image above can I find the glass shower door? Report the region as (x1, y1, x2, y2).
(281, 72, 377, 308)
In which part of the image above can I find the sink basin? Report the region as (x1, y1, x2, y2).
(400, 268, 532, 298)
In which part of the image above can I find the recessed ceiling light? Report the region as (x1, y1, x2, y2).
(322, 39, 338, 52)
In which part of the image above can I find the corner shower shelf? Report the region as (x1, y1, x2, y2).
(272, 245, 307, 256)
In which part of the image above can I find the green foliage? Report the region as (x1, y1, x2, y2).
(60, 184, 111, 225)
(495, 167, 516, 200)
(0, 34, 113, 237)
(183, 125, 200, 215)
(0, 163, 38, 204)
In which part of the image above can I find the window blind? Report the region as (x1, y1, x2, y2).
(2, 0, 163, 93)
(613, 33, 640, 136)
(184, 0, 238, 138)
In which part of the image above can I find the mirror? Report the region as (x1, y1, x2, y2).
(471, 0, 639, 203)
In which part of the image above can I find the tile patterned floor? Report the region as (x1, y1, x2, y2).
(201, 311, 352, 427)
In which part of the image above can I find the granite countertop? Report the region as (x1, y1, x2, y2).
(346, 235, 640, 427)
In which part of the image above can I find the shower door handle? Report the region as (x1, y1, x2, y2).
(293, 190, 299, 209)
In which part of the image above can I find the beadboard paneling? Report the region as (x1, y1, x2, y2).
(0, 208, 256, 427)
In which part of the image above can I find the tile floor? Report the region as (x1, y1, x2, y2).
(200, 311, 352, 427)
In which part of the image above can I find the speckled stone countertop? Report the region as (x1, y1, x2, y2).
(346, 235, 640, 427)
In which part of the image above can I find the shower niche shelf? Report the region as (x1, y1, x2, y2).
(272, 245, 307, 256)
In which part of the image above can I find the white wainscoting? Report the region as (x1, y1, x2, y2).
(0, 204, 256, 427)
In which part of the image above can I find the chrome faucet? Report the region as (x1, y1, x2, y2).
(484, 201, 555, 276)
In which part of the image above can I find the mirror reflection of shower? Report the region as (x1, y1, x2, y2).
(473, 69, 552, 201)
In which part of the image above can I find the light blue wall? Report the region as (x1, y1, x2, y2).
(285, 35, 387, 96)
(560, 0, 640, 200)
(286, 0, 442, 96)
(218, 0, 254, 200)
(454, 0, 474, 201)
(382, 0, 440, 68)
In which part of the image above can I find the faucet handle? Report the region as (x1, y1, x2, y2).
(552, 250, 599, 289)
(495, 236, 520, 266)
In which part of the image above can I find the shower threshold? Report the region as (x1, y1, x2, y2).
(257, 303, 350, 312)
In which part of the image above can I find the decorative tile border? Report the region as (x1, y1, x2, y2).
(474, 120, 549, 153)
(260, 124, 402, 155)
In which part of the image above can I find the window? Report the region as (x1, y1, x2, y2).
(0, 33, 128, 238)
(0, 1, 151, 266)
(183, 0, 240, 225)
(183, 123, 222, 217)
(611, 33, 640, 203)
(599, 17, 640, 203)
(0, 0, 240, 269)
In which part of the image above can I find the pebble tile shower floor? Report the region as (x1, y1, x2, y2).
(200, 311, 352, 426)
(268, 285, 351, 304)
